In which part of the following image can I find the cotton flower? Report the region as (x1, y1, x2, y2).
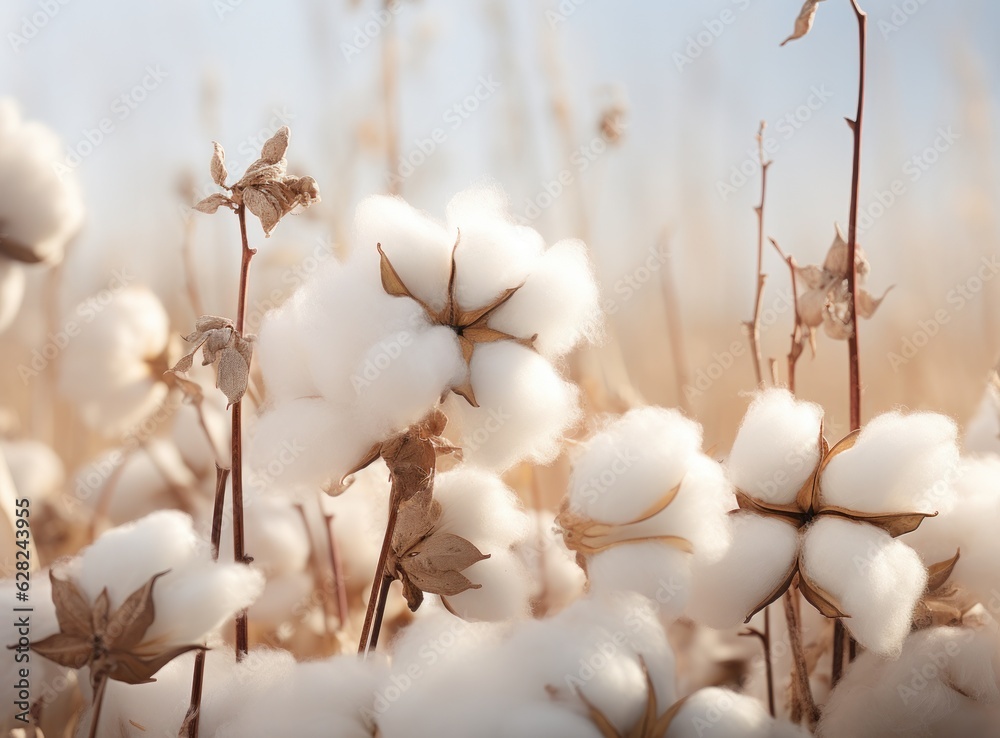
(689, 389, 957, 656)
(252, 185, 599, 489)
(57, 285, 171, 436)
(558, 407, 733, 619)
(0, 98, 84, 266)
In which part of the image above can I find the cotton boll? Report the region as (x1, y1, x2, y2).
(821, 411, 959, 515)
(667, 687, 810, 738)
(0, 99, 83, 265)
(433, 467, 531, 550)
(95, 649, 198, 735)
(801, 517, 926, 656)
(515, 510, 587, 614)
(250, 398, 371, 490)
(57, 285, 171, 436)
(727, 389, 823, 506)
(2, 439, 64, 503)
(222, 496, 309, 577)
(443, 548, 533, 621)
(587, 543, 693, 620)
(964, 383, 1000, 456)
(354, 194, 452, 311)
(255, 287, 319, 401)
(687, 514, 799, 629)
(446, 341, 580, 471)
(0, 259, 25, 332)
(488, 238, 602, 359)
(819, 626, 1000, 737)
(446, 185, 545, 309)
(494, 703, 606, 738)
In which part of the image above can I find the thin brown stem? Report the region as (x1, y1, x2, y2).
(832, 619, 846, 685)
(181, 651, 206, 738)
(746, 122, 770, 388)
(367, 575, 394, 652)
(739, 609, 774, 718)
(296, 504, 333, 641)
(358, 482, 402, 656)
(783, 590, 819, 727)
(211, 465, 230, 558)
(232, 203, 256, 661)
(87, 674, 108, 738)
(323, 510, 350, 631)
(770, 238, 805, 393)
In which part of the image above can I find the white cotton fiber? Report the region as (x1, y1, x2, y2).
(820, 411, 959, 515)
(668, 687, 810, 738)
(819, 626, 1000, 737)
(687, 514, 799, 629)
(800, 516, 926, 656)
(433, 467, 531, 550)
(220, 495, 309, 577)
(727, 389, 823, 506)
(964, 383, 1000, 456)
(905, 456, 1000, 608)
(587, 542, 693, 620)
(1, 439, 64, 503)
(255, 287, 319, 401)
(569, 407, 702, 525)
(493, 703, 606, 738)
(446, 341, 580, 471)
(0, 259, 25, 332)
(442, 548, 533, 622)
(488, 238, 602, 360)
(515, 510, 587, 614)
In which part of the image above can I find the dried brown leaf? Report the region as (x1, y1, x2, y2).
(105, 571, 168, 651)
(216, 341, 252, 406)
(926, 549, 961, 593)
(857, 286, 894, 319)
(28, 632, 92, 670)
(243, 187, 280, 236)
(49, 571, 92, 638)
(260, 126, 289, 164)
(0, 235, 45, 264)
(193, 193, 233, 214)
(781, 0, 827, 46)
(210, 142, 228, 187)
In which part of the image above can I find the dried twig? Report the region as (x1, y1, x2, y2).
(745, 122, 771, 388)
(770, 238, 805, 392)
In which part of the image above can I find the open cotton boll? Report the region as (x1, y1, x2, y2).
(57, 285, 171, 436)
(488, 238, 602, 359)
(964, 383, 1000, 456)
(667, 687, 810, 738)
(2, 439, 64, 503)
(687, 514, 798, 629)
(819, 626, 1000, 737)
(905, 456, 1000, 606)
(354, 194, 452, 311)
(443, 548, 533, 621)
(0, 99, 83, 265)
(568, 406, 702, 524)
(587, 543, 693, 620)
(255, 286, 319, 402)
(433, 467, 531, 550)
(0, 259, 25, 332)
(515, 510, 587, 614)
(821, 411, 959, 515)
(800, 516, 926, 656)
(445, 185, 545, 309)
(445, 341, 580, 471)
(727, 389, 823, 505)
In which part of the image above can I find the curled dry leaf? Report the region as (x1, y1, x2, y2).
(167, 315, 255, 407)
(781, 0, 827, 46)
(378, 234, 537, 407)
(192, 193, 234, 214)
(29, 571, 201, 687)
(210, 142, 228, 188)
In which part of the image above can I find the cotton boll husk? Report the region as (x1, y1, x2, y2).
(687, 514, 799, 629)
(801, 516, 926, 656)
(445, 185, 545, 309)
(727, 389, 823, 506)
(214, 654, 386, 738)
(905, 456, 1000, 607)
(2, 439, 64, 503)
(587, 543, 693, 620)
(94, 649, 201, 735)
(442, 548, 533, 621)
(568, 407, 702, 525)
(445, 341, 580, 471)
(819, 626, 1000, 737)
(432, 467, 531, 550)
(250, 397, 370, 490)
(668, 687, 810, 738)
(964, 384, 1000, 456)
(821, 411, 959, 515)
(0, 259, 25, 332)
(57, 285, 170, 435)
(352, 323, 465, 442)
(488, 238, 602, 359)
(255, 287, 319, 401)
(354, 194, 452, 311)
(515, 510, 587, 614)
(0, 99, 83, 264)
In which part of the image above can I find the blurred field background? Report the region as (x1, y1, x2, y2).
(1, 0, 998, 481)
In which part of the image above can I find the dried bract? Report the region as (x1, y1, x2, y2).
(167, 315, 255, 406)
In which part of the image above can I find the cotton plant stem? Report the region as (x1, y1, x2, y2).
(831, 620, 846, 685)
(367, 575, 394, 652)
(783, 590, 819, 727)
(740, 611, 775, 718)
(769, 239, 804, 392)
(87, 674, 109, 738)
(323, 510, 350, 630)
(358, 481, 403, 656)
(746, 122, 770, 388)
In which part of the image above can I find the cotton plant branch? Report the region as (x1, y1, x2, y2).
(739, 612, 775, 717)
(744, 122, 770, 388)
(769, 238, 806, 392)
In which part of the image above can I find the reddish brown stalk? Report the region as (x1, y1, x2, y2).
(358, 482, 402, 656)
(295, 504, 333, 641)
(232, 203, 256, 661)
(746, 122, 770, 388)
(770, 238, 805, 392)
(783, 590, 819, 727)
(323, 511, 350, 630)
(740, 610, 775, 717)
(87, 673, 108, 738)
(832, 620, 846, 685)
(210, 465, 230, 558)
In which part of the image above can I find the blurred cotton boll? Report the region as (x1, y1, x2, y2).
(668, 687, 811, 738)
(57, 284, 171, 436)
(0, 260, 25, 333)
